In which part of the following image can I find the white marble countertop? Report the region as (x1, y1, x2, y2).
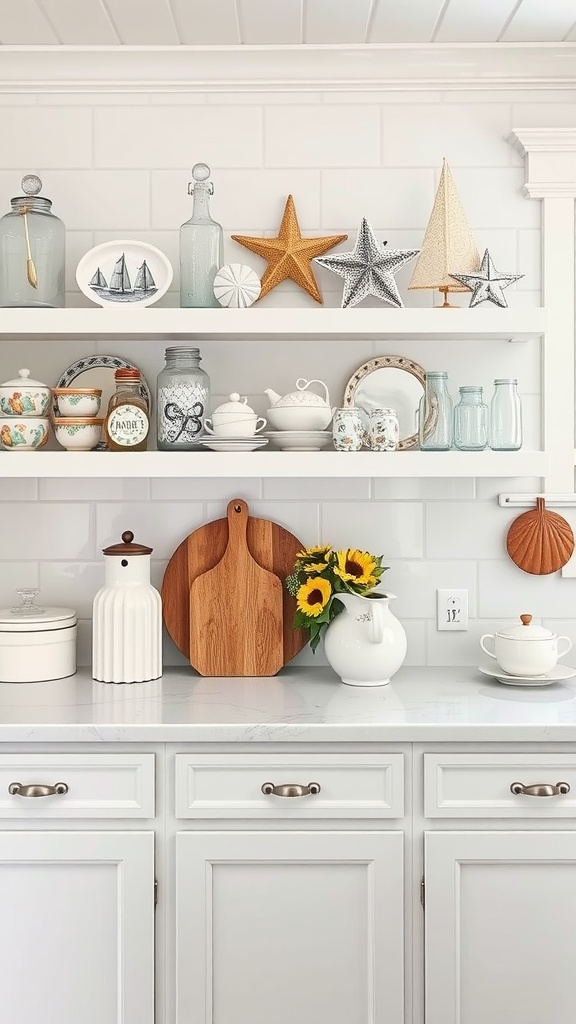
(0, 666, 575, 742)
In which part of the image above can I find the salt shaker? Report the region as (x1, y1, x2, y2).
(92, 531, 162, 684)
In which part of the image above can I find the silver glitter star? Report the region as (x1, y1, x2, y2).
(450, 249, 524, 308)
(315, 218, 419, 309)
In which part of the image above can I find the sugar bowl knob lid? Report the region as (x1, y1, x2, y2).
(102, 530, 153, 556)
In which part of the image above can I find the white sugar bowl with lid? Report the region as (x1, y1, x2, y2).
(0, 589, 77, 682)
(204, 394, 267, 437)
(265, 378, 335, 431)
(480, 614, 572, 677)
(0, 368, 51, 416)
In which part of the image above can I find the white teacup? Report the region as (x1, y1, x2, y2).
(204, 415, 267, 438)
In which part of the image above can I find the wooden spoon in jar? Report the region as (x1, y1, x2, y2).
(21, 206, 38, 289)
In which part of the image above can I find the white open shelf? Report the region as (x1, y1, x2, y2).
(0, 450, 548, 478)
(0, 306, 547, 342)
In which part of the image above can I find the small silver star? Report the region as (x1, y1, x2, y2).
(450, 249, 523, 308)
(315, 218, 419, 309)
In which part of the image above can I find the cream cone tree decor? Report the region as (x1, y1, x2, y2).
(408, 158, 480, 308)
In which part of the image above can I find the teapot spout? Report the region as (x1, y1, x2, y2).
(264, 389, 282, 407)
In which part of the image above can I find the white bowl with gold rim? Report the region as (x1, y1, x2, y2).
(53, 388, 102, 418)
(52, 416, 104, 452)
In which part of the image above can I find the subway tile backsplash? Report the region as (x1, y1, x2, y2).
(0, 84, 570, 667)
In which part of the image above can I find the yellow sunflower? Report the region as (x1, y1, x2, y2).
(296, 577, 332, 618)
(296, 544, 331, 561)
(334, 549, 377, 586)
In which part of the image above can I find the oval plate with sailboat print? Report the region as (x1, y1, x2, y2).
(76, 240, 173, 308)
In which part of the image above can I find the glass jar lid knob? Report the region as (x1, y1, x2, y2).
(188, 162, 213, 196)
(21, 174, 42, 196)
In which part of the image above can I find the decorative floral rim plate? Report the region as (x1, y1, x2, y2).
(265, 430, 333, 451)
(479, 663, 576, 686)
(76, 240, 173, 308)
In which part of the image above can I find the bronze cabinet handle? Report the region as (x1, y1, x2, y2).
(510, 781, 570, 797)
(8, 782, 69, 798)
(261, 782, 321, 798)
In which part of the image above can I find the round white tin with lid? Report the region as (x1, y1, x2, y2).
(0, 589, 77, 682)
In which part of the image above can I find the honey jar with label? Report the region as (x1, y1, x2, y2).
(104, 368, 149, 451)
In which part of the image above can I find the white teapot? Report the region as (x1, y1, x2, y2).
(264, 378, 335, 431)
(204, 394, 267, 437)
(480, 614, 572, 677)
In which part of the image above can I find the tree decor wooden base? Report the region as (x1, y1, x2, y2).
(506, 497, 574, 575)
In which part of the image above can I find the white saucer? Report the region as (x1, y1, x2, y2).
(479, 663, 576, 686)
(266, 431, 333, 451)
(199, 436, 268, 452)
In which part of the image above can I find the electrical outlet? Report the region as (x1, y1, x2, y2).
(437, 589, 468, 631)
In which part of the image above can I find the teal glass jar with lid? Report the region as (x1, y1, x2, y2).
(0, 174, 65, 308)
(180, 163, 223, 308)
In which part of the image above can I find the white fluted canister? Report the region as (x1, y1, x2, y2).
(92, 530, 162, 684)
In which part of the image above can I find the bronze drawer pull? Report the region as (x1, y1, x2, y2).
(510, 781, 570, 797)
(8, 782, 69, 798)
(261, 782, 321, 798)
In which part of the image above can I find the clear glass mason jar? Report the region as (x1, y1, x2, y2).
(156, 347, 210, 451)
(489, 378, 522, 451)
(419, 371, 453, 451)
(0, 175, 65, 308)
(454, 386, 488, 451)
(180, 163, 223, 309)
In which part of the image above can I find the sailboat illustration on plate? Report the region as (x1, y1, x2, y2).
(78, 240, 173, 307)
(89, 253, 157, 303)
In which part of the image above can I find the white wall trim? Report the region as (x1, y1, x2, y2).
(1, 43, 576, 92)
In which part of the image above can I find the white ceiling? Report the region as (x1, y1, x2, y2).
(1, 0, 576, 47)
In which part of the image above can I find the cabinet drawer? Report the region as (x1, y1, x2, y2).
(175, 753, 404, 819)
(0, 754, 155, 818)
(424, 753, 576, 818)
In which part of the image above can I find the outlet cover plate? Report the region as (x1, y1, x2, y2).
(437, 589, 469, 631)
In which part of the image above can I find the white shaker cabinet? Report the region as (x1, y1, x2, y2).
(424, 830, 576, 1024)
(0, 830, 155, 1024)
(175, 830, 404, 1024)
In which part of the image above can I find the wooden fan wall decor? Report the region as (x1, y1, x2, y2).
(506, 497, 575, 575)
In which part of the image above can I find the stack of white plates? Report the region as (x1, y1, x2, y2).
(266, 431, 333, 451)
(198, 436, 268, 452)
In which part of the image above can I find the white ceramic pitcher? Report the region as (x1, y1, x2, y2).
(324, 592, 407, 686)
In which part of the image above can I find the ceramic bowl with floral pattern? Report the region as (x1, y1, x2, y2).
(52, 417, 104, 452)
(52, 388, 102, 418)
(0, 416, 50, 450)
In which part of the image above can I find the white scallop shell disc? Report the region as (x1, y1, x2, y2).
(213, 263, 261, 308)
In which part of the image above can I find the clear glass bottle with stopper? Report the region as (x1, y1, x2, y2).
(0, 174, 65, 308)
(180, 163, 223, 308)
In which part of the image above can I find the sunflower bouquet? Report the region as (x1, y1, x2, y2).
(285, 545, 388, 653)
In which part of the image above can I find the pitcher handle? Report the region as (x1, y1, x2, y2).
(558, 637, 573, 660)
(296, 378, 330, 405)
(480, 634, 497, 660)
(369, 601, 385, 645)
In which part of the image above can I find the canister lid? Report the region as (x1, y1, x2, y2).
(0, 590, 76, 632)
(0, 368, 49, 389)
(103, 530, 153, 556)
(496, 614, 556, 640)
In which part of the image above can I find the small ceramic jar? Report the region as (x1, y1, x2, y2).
(0, 589, 77, 682)
(0, 416, 50, 450)
(204, 394, 267, 437)
(366, 408, 399, 452)
(480, 614, 572, 676)
(332, 408, 365, 450)
(0, 368, 51, 417)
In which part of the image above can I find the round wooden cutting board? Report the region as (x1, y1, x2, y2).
(162, 500, 309, 670)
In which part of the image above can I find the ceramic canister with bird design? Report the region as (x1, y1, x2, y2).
(156, 346, 210, 450)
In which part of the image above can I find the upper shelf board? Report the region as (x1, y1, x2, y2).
(0, 307, 547, 342)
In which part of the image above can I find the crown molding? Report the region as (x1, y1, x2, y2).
(510, 130, 576, 199)
(0, 43, 576, 92)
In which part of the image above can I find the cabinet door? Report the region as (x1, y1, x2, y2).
(176, 830, 404, 1024)
(0, 830, 154, 1024)
(425, 830, 576, 1024)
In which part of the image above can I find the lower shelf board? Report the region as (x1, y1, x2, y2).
(0, 449, 548, 478)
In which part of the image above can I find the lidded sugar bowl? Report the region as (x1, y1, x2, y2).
(92, 531, 162, 684)
(0, 174, 65, 308)
(480, 614, 572, 677)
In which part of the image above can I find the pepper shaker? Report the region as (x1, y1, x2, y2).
(92, 531, 162, 683)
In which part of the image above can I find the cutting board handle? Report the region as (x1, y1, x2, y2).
(224, 499, 249, 559)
